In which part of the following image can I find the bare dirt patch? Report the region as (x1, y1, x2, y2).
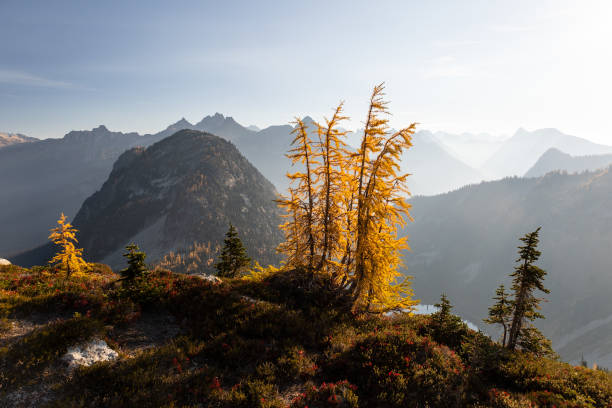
(109, 310, 181, 356)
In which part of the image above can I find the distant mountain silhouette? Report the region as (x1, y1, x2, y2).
(0, 116, 491, 259)
(13, 130, 282, 273)
(0, 126, 151, 256)
(0, 132, 37, 149)
(0, 114, 256, 257)
(525, 147, 612, 177)
(401, 167, 612, 365)
(6, 116, 608, 260)
(430, 131, 506, 168)
(482, 128, 612, 178)
(194, 112, 255, 141)
(151, 118, 197, 140)
(402, 130, 484, 196)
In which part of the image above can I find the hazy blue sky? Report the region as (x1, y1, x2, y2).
(1, 0, 611, 143)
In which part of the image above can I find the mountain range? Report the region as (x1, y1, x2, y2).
(401, 130, 485, 196)
(13, 130, 283, 273)
(0, 114, 258, 257)
(0, 132, 37, 149)
(429, 131, 506, 168)
(525, 147, 612, 178)
(4, 114, 612, 262)
(481, 128, 612, 178)
(401, 167, 612, 366)
(0, 126, 147, 256)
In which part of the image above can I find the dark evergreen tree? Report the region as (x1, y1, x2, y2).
(433, 293, 453, 325)
(120, 243, 148, 281)
(506, 227, 550, 351)
(517, 325, 555, 357)
(215, 223, 251, 278)
(484, 284, 512, 346)
(432, 293, 466, 348)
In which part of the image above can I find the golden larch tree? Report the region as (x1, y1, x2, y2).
(48, 213, 89, 277)
(277, 83, 418, 313)
(313, 103, 350, 281)
(277, 119, 320, 273)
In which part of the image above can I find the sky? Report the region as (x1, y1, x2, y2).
(1, 0, 612, 143)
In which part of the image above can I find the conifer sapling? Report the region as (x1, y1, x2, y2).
(215, 223, 251, 278)
(48, 213, 89, 277)
(120, 243, 148, 282)
(484, 284, 512, 347)
(506, 227, 550, 351)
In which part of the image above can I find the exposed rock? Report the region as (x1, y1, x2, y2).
(62, 338, 118, 368)
(192, 273, 222, 284)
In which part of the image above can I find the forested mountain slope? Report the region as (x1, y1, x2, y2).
(526, 147, 612, 177)
(402, 167, 612, 365)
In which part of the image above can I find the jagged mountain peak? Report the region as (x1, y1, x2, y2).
(193, 113, 253, 141)
(196, 112, 238, 126)
(173, 117, 193, 126)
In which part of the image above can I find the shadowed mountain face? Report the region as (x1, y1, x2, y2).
(0, 126, 151, 256)
(15, 130, 283, 273)
(0, 132, 37, 149)
(525, 148, 612, 178)
(0, 114, 256, 257)
(233, 124, 295, 192)
(401, 168, 612, 365)
(482, 128, 612, 178)
(0, 115, 489, 257)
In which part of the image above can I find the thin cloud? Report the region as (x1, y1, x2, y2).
(0, 69, 74, 88)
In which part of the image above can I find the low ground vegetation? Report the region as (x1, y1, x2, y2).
(1, 264, 611, 407)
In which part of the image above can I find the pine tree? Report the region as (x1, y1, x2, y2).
(517, 325, 554, 357)
(433, 293, 453, 325)
(431, 293, 465, 348)
(506, 227, 550, 351)
(48, 213, 89, 278)
(120, 243, 148, 282)
(484, 284, 512, 346)
(215, 224, 251, 278)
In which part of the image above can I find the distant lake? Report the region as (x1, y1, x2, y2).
(404, 304, 480, 332)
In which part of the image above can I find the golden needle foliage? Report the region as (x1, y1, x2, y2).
(48, 213, 89, 277)
(277, 84, 418, 313)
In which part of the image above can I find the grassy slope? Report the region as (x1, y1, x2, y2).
(1, 264, 611, 408)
